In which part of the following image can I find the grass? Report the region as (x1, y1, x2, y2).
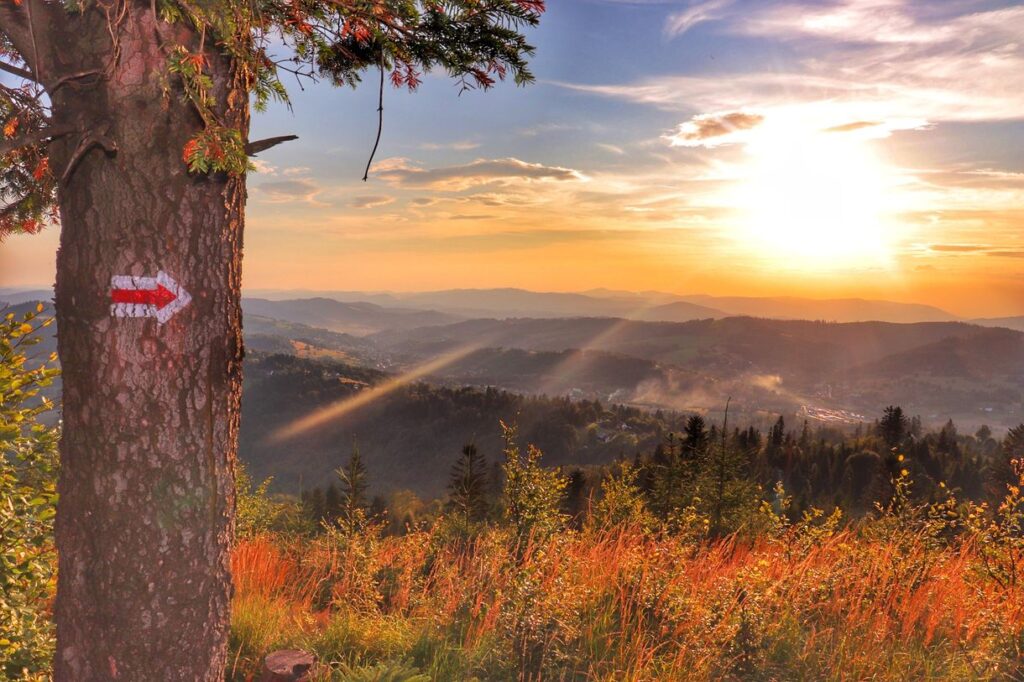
(227, 523, 1024, 681)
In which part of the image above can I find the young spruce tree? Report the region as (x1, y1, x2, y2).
(447, 443, 489, 524)
(337, 440, 369, 528)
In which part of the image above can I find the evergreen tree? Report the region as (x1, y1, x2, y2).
(1005, 424, 1024, 460)
(994, 423, 1024, 488)
(304, 487, 326, 526)
(975, 424, 993, 443)
(737, 426, 762, 455)
(682, 415, 708, 460)
(337, 440, 369, 526)
(563, 469, 589, 526)
(703, 402, 757, 535)
(324, 483, 343, 523)
(909, 415, 923, 439)
(878, 406, 908, 449)
(767, 416, 786, 453)
(447, 443, 490, 524)
(798, 420, 811, 450)
(648, 433, 691, 520)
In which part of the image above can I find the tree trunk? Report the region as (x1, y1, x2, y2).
(45, 10, 247, 680)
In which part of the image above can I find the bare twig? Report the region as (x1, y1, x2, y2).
(60, 129, 117, 185)
(49, 69, 103, 94)
(362, 61, 384, 182)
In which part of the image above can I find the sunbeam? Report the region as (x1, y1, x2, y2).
(267, 341, 488, 443)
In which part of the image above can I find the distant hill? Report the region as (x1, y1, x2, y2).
(371, 316, 986, 378)
(242, 288, 960, 324)
(0, 288, 53, 306)
(430, 347, 669, 399)
(372, 288, 726, 321)
(11, 295, 1022, 438)
(626, 301, 726, 322)
(244, 315, 378, 364)
(854, 327, 1024, 380)
(245, 288, 724, 321)
(973, 316, 1024, 332)
(2, 300, 384, 365)
(241, 297, 460, 336)
(370, 316, 1023, 428)
(676, 295, 958, 324)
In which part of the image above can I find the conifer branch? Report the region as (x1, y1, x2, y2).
(245, 135, 299, 156)
(0, 60, 35, 82)
(0, 124, 74, 156)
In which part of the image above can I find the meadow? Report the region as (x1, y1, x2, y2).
(228, 482, 1024, 681)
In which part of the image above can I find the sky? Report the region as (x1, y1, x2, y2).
(1, 0, 1023, 317)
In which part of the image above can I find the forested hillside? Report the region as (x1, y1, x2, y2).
(240, 353, 686, 496)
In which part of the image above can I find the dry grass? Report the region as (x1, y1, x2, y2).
(228, 523, 1024, 681)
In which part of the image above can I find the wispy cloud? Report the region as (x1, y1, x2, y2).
(664, 0, 733, 38)
(419, 140, 481, 151)
(929, 244, 1024, 259)
(597, 143, 626, 155)
(348, 195, 396, 209)
(377, 157, 587, 191)
(560, 1, 1024, 126)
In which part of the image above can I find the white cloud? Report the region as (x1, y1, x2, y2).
(250, 159, 277, 175)
(255, 179, 322, 204)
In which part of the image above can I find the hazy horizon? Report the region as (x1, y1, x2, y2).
(4, 281, 1021, 320)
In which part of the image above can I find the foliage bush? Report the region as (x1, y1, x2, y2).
(500, 421, 568, 545)
(0, 305, 58, 680)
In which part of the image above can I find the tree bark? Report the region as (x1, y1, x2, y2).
(41, 9, 247, 680)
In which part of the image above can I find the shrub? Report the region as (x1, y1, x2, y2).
(0, 305, 59, 679)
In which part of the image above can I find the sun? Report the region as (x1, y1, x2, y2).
(731, 119, 896, 270)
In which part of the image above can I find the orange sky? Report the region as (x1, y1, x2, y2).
(2, 0, 1023, 319)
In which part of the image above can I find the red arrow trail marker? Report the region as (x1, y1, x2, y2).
(110, 271, 191, 324)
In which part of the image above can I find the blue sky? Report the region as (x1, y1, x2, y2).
(3, 0, 1023, 316)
